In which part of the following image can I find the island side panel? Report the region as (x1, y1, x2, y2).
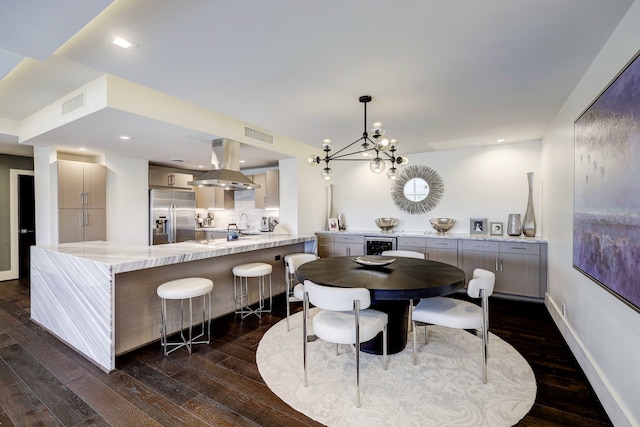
(114, 243, 303, 355)
(30, 246, 114, 371)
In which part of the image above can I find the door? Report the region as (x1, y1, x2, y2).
(172, 190, 196, 243)
(1, 170, 34, 281)
(150, 189, 172, 244)
(18, 174, 36, 278)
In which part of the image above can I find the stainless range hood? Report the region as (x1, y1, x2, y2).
(188, 138, 260, 190)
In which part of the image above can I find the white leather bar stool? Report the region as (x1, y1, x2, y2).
(233, 262, 273, 319)
(156, 277, 213, 356)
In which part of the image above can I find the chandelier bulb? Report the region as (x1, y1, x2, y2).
(321, 139, 333, 151)
(308, 155, 319, 165)
(387, 167, 398, 180)
(321, 167, 334, 180)
(369, 157, 385, 174)
(371, 122, 385, 138)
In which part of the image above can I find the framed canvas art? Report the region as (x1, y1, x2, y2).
(573, 50, 640, 313)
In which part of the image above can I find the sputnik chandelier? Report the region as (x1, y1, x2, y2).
(308, 95, 409, 180)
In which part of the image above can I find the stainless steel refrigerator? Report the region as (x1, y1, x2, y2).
(149, 189, 196, 245)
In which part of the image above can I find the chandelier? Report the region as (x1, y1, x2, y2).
(308, 95, 409, 180)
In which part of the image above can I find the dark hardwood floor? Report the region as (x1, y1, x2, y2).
(0, 278, 612, 426)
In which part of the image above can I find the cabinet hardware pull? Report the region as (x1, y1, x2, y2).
(500, 258, 504, 272)
(80, 192, 84, 205)
(495, 257, 498, 271)
(78, 213, 83, 226)
(84, 212, 88, 226)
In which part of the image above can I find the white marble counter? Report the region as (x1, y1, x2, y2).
(30, 234, 316, 372)
(34, 234, 316, 274)
(315, 230, 547, 243)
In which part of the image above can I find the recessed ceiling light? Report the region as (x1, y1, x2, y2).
(119, 135, 130, 140)
(239, 159, 246, 163)
(197, 165, 204, 168)
(79, 147, 88, 151)
(497, 138, 505, 142)
(111, 36, 136, 49)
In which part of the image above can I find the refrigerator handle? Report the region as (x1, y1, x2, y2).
(170, 204, 176, 243)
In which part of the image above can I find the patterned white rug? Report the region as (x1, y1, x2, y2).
(257, 309, 536, 427)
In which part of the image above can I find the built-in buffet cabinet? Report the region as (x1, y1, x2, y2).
(316, 232, 547, 300)
(58, 160, 106, 243)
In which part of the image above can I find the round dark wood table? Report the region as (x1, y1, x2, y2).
(296, 256, 466, 355)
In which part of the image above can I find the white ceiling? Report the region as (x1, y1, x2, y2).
(0, 0, 635, 170)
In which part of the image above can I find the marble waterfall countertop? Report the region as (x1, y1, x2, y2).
(30, 233, 316, 372)
(34, 234, 317, 274)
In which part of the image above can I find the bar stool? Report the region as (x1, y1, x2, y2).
(156, 277, 214, 356)
(233, 262, 273, 319)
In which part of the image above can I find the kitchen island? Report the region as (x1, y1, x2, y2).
(30, 234, 317, 372)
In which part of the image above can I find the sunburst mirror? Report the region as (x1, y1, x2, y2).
(391, 165, 444, 214)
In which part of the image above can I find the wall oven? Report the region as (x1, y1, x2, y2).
(364, 236, 397, 255)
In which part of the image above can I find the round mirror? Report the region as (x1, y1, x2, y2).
(403, 178, 429, 202)
(391, 165, 444, 214)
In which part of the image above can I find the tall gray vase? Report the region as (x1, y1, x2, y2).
(522, 172, 536, 237)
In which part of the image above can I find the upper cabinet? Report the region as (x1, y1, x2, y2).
(194, 186, 234, 210)
(149, 168, 193, 189)
(57, 160, 106, 243)
(58, 160, 106, 209)
(253, 170, 279, 209)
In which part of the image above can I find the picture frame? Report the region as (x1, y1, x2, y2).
(470, 218, 488, 235)
(490, 222, 504, 236)
(573, 50, 640, 313)
(328, 217, 339, 231)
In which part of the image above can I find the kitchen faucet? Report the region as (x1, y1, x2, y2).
(239, 212, 249, 229)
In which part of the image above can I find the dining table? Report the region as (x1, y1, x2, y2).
(296, 255, 466, 354)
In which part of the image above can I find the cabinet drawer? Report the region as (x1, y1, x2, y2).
(427, 238, 458, 250)
(316, 235, 333, 244)
(499, 242, 540, 255)
(335, 234, 364, 244)
(461, 240, 500, 252)
(397, 236, 426, 247)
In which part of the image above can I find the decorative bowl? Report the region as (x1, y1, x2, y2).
(429, 218, 456, 234)
(375, 217, 399, 233)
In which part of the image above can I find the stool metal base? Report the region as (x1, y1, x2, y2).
(160, 293, 211, 356)
(234, 274, 272, 319)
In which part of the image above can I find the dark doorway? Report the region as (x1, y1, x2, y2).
(18, 174, 35, 278)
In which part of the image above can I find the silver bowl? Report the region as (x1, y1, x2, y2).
(430, 218, 456, 234)
(375, 217, 399, 233)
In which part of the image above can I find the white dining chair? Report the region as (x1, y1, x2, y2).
(382, 250, 425, 332)
(285, 253, 318, 331)
(381, 250, 425, 259)
(302, 280, 388, 407)
(411, 268, 495, 383)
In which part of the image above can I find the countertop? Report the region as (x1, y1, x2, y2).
(34, 234, 317, 274)
(315, 229, 547, 243)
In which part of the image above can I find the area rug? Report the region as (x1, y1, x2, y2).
(257, 310, 536, 427)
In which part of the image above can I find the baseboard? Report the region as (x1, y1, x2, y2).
(545, 293, 636, 427)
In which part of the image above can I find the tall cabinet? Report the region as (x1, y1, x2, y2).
(58, 160, 106, 243)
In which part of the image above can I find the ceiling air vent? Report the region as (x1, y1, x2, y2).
(245, 126, 273, 144)
(61, 92, 85, 116)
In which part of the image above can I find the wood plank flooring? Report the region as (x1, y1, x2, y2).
(0, 278, 612, 426)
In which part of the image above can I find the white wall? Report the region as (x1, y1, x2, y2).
(541, 3, 640, 426)
(105, 155, 149, 245)
(330, 140, 541, 235)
